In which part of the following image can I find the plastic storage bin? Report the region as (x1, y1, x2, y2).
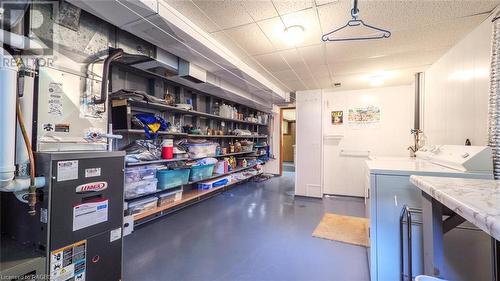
(189, 164, 215, 182)
(124, 178, 158, 199)
(157, 168, 190, 190)
(158, 190, 183, 206)
(124, 166, 158, 199)
(187, 143, 218, 158)
(127, 197, 158, 215)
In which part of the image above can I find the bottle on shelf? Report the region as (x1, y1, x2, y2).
(212, 102, 220, 116)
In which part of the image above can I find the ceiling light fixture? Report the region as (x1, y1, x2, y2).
(283, 25, 305, 46)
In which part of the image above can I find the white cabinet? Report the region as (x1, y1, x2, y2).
(295, 90, 323, 198)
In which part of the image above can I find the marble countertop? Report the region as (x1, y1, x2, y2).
(410, 176, 500, 241)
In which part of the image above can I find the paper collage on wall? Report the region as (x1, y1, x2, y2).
(347, 106, 381, 125)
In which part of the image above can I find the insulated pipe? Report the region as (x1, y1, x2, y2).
(0, 47, 18, 187)
(488, 13, 500, 180)
(0, 177, 45, 193)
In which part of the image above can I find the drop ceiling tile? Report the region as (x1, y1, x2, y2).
(253, 53, 290, 72)
(300, 78, 320, 90)
(192, 0, 254, 31)
(272, 68, 300, 82)
(242, 1, 278, 21)
(290, 62, 315, 80)
(297, 44, 326, 67)
(282, 79, 307, 91)
(272, 0, 314, 15)
(309, 64, 330, 79)
(164, 0, 220, 32)
(256, 17, 289, 50)
(317, 77, 333, 89)
(210, 31, 250, 59)
(327, 49, 442, 77)
(279, 48, 303, 67)
(223, 23, 275, 55)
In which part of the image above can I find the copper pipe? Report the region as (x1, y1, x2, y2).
(16, 97, 36, 215)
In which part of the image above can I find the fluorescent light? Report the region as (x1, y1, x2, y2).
(283, 25, 305, 47)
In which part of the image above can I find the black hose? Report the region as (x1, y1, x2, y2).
(94, 48, 124, 106)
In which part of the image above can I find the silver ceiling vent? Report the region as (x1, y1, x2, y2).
(178, 59, 207, 84)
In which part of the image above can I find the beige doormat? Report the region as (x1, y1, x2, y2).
(312, 213, 369, 247)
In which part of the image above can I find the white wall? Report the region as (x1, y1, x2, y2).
(322, 85, 414, 196)
(423, 16, 493, 146)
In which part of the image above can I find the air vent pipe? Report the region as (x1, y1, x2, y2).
(488, 13, 500, 180)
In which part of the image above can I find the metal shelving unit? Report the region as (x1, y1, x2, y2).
(111, 62, 271, 227)
(126, 151, 258, 167)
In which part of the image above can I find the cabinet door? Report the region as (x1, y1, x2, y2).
(375, 175, 423, 281)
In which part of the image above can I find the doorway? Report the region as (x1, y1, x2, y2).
(280, 107, 296, 175)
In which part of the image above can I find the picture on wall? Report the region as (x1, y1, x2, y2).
(348, 106, 381, 124)
(331, 111, 343, 125)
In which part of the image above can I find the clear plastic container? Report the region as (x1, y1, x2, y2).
(157, 168, 190, 190)
(124, 166, 159, 199)
(127, 197, 158, 215)
(124, 178, 158, 199)
(158, 190, 183, 206)
(187, 143, 218, 158)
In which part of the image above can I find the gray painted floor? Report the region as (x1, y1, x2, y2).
(124, 172, 369, 281)
(283, 162, 296, 172)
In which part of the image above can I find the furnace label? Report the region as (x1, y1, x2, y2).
(85, 167, 101, 178)
(73, 199, 109, 231)
(57, 160, 79, 182)
(50, 240, 86, 281)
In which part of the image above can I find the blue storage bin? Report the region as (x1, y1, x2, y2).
(189, 164, 215, 182)
(157, 168, 190, 190)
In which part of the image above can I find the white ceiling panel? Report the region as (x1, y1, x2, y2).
(256, 17, 289, 50)
(192, 0, 254, 30)
(300, 78, 320, 89)
(272, 68, 301, 82)
(242, 1, 279, 21)
(166, 0, 499, 92)
(253, 52, 290, 72)
(309, 64, 331, 79)
(164, 0, 220, 32)
(223, 23, 275, 55)
(279, 48, 303, 66)
(297, 44, 327, 66)
(290, 61, 315, 79)
(272, 0, 314, 15)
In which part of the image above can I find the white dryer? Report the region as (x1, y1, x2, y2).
(365, 145, 493, 281)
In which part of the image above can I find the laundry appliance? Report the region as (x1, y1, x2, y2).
(366, 145, 494, 281)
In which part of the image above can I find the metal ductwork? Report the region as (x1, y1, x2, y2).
(178, 59, 207, 84)
(488, 12, 500, 180)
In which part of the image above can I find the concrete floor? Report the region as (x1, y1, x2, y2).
(124, 172, 369, 281)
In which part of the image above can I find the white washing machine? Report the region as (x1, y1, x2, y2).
(365, 145, 494, 281)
